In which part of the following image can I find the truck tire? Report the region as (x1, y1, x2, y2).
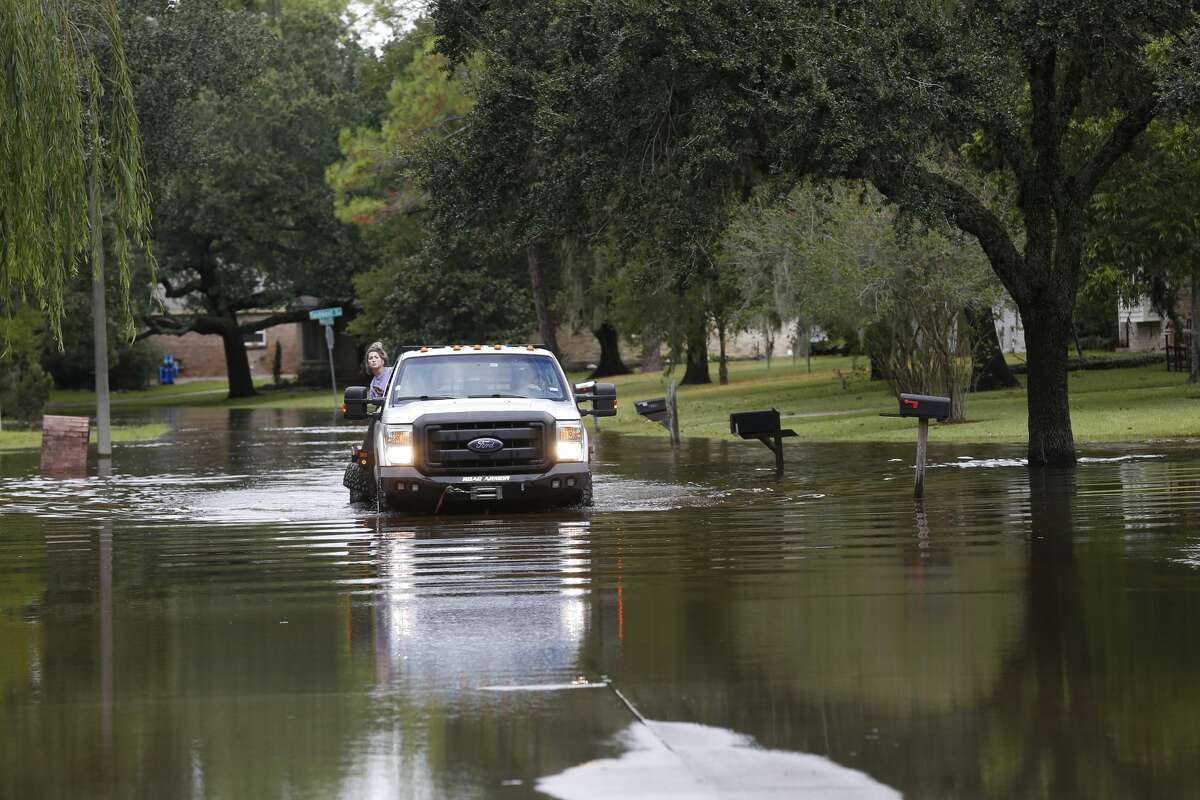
(565, 481, 593, 508)
(343, 460, 377, 505)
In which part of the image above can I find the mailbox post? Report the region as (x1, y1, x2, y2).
(634, 381, 680, 447)
(729, 408, 797, 477)
(881, 393, 951, 499)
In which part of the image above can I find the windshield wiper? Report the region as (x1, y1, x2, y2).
(467, 393, 528, 399)
(392, 395, 459, 401)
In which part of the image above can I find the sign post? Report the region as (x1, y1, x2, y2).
(308, 307, 343, 408)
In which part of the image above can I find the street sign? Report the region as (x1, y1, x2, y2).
(308, 306, 343, 321)
(307, 307, 342, 409)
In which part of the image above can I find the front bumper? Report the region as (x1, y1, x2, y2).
(377, 462, 590, 509)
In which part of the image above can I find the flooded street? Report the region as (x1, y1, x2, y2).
(2, 408, 1200, 799)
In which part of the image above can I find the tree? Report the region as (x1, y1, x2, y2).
(559, 242, 633, 379)
(123, 2, 373, 397)
(0, 310, 53, 424)
(1, 0, 152, 343)
(428, 0, 1200, 465)
(328, 28, 537, 349)
(1087, 120, 1200, 381)
(724, 182, 1001, 420)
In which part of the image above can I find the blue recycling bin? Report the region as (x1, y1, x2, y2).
(158, 355, 179, 385)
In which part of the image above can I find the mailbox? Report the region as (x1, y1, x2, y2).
(635, 398, 668, 421)
(730, 409, 782, 437)
(895, 393, 951, 421)
(343, 386, 370, 420)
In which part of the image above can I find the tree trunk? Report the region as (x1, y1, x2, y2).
(965, 303, 1020, 391)
(682, 320, 711, 385)
(640, 328, 663, 372)
(717, 321, 729, 385)
(220, 319, 257, 398)
(526, 241, 559, 355)
(1021, 304, 1075, 466)
(1190, 269, 1200, 385)
(589, 321, 631, 378)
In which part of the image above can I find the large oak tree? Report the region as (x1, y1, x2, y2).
(429, 0, 1200, 465)
(123, 1, 373, 396)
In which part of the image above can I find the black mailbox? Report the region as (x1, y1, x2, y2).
(635, 398, 668, 419)
(343, 386, 370, 420)
(896, 393, 951, 421)
(730, 409, 781, 437)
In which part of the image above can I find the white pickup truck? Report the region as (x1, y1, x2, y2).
(342, 344, 616, 511)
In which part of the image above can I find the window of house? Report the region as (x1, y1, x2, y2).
(243, 330, 267, 349)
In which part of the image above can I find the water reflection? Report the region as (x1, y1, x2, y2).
(1, 409, 1200, 797)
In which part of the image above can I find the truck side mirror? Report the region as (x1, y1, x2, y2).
(342, 386, 372, 420)
(576, 382, 617, 417)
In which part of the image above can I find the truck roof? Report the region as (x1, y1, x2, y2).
(394, 344, 557, 364)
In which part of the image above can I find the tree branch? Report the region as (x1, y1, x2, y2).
(1072, 97, 1157, 202)
(159, 275, 204, 298)
(238, 307, 325, 333)
(870, 164, 1027, 304)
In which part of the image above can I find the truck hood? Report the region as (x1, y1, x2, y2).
(381, 397, 580, 425)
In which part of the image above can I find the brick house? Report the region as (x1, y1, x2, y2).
(144, 312, 360, 383)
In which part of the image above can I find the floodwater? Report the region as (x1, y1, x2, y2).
(2, 407, 1199, 799)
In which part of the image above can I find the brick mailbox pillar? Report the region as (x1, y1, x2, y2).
(40, 415, 91, 474)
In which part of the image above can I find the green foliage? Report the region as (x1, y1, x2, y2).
(1085, 119, 1200, 322)
(0, 0, 153, 344)
(123, 2, 373, 319)
(329, 24, 536, 346)
(0, 309, 53, 421)
(349, 247, 534, 346)
(427, 0, 1200, 461)
(39, 255, 157, 389)
(724, 182, 1000, 417)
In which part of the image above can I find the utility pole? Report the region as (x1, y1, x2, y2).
(89, 165, 112, 458)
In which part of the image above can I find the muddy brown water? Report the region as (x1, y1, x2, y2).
(2, 407, 1199, 799)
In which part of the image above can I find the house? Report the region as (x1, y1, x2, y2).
(994, 305, 1026, 353)
(143, 300, 360, 382)
(1117, 294, 1193, 352)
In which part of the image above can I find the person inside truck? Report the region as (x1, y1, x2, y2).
(365, 341, 392, 399)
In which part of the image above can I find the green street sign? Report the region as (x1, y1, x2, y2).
(308, 306, 343, 321)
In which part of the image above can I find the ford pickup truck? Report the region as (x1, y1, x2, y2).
(342, 345, 616, 511)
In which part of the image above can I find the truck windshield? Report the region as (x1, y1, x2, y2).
(391, 354, 568, 404)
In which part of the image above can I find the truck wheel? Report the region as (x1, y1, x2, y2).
(569, 482, 593, 508)
(343, 460, 377, 505)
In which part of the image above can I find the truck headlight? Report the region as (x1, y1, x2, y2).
(382, 424, 414, 465)
(556, 421, 584, 462)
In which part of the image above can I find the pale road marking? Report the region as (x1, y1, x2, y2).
(536, 720, 904, 800)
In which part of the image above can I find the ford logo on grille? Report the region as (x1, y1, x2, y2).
(466, 437, 505, 453)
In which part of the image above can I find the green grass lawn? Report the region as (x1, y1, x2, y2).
(0, 424, 169, 452)
(583, 356, 1200, 445)
(47, 379, 337, 412)
(31, 355, 1200, 446)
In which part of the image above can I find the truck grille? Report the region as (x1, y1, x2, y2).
(422, 420, 547, 474)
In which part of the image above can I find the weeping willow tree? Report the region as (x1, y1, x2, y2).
(0, 0, 152, 345)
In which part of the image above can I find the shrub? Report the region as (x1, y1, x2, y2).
(1, 309, 54, 422)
